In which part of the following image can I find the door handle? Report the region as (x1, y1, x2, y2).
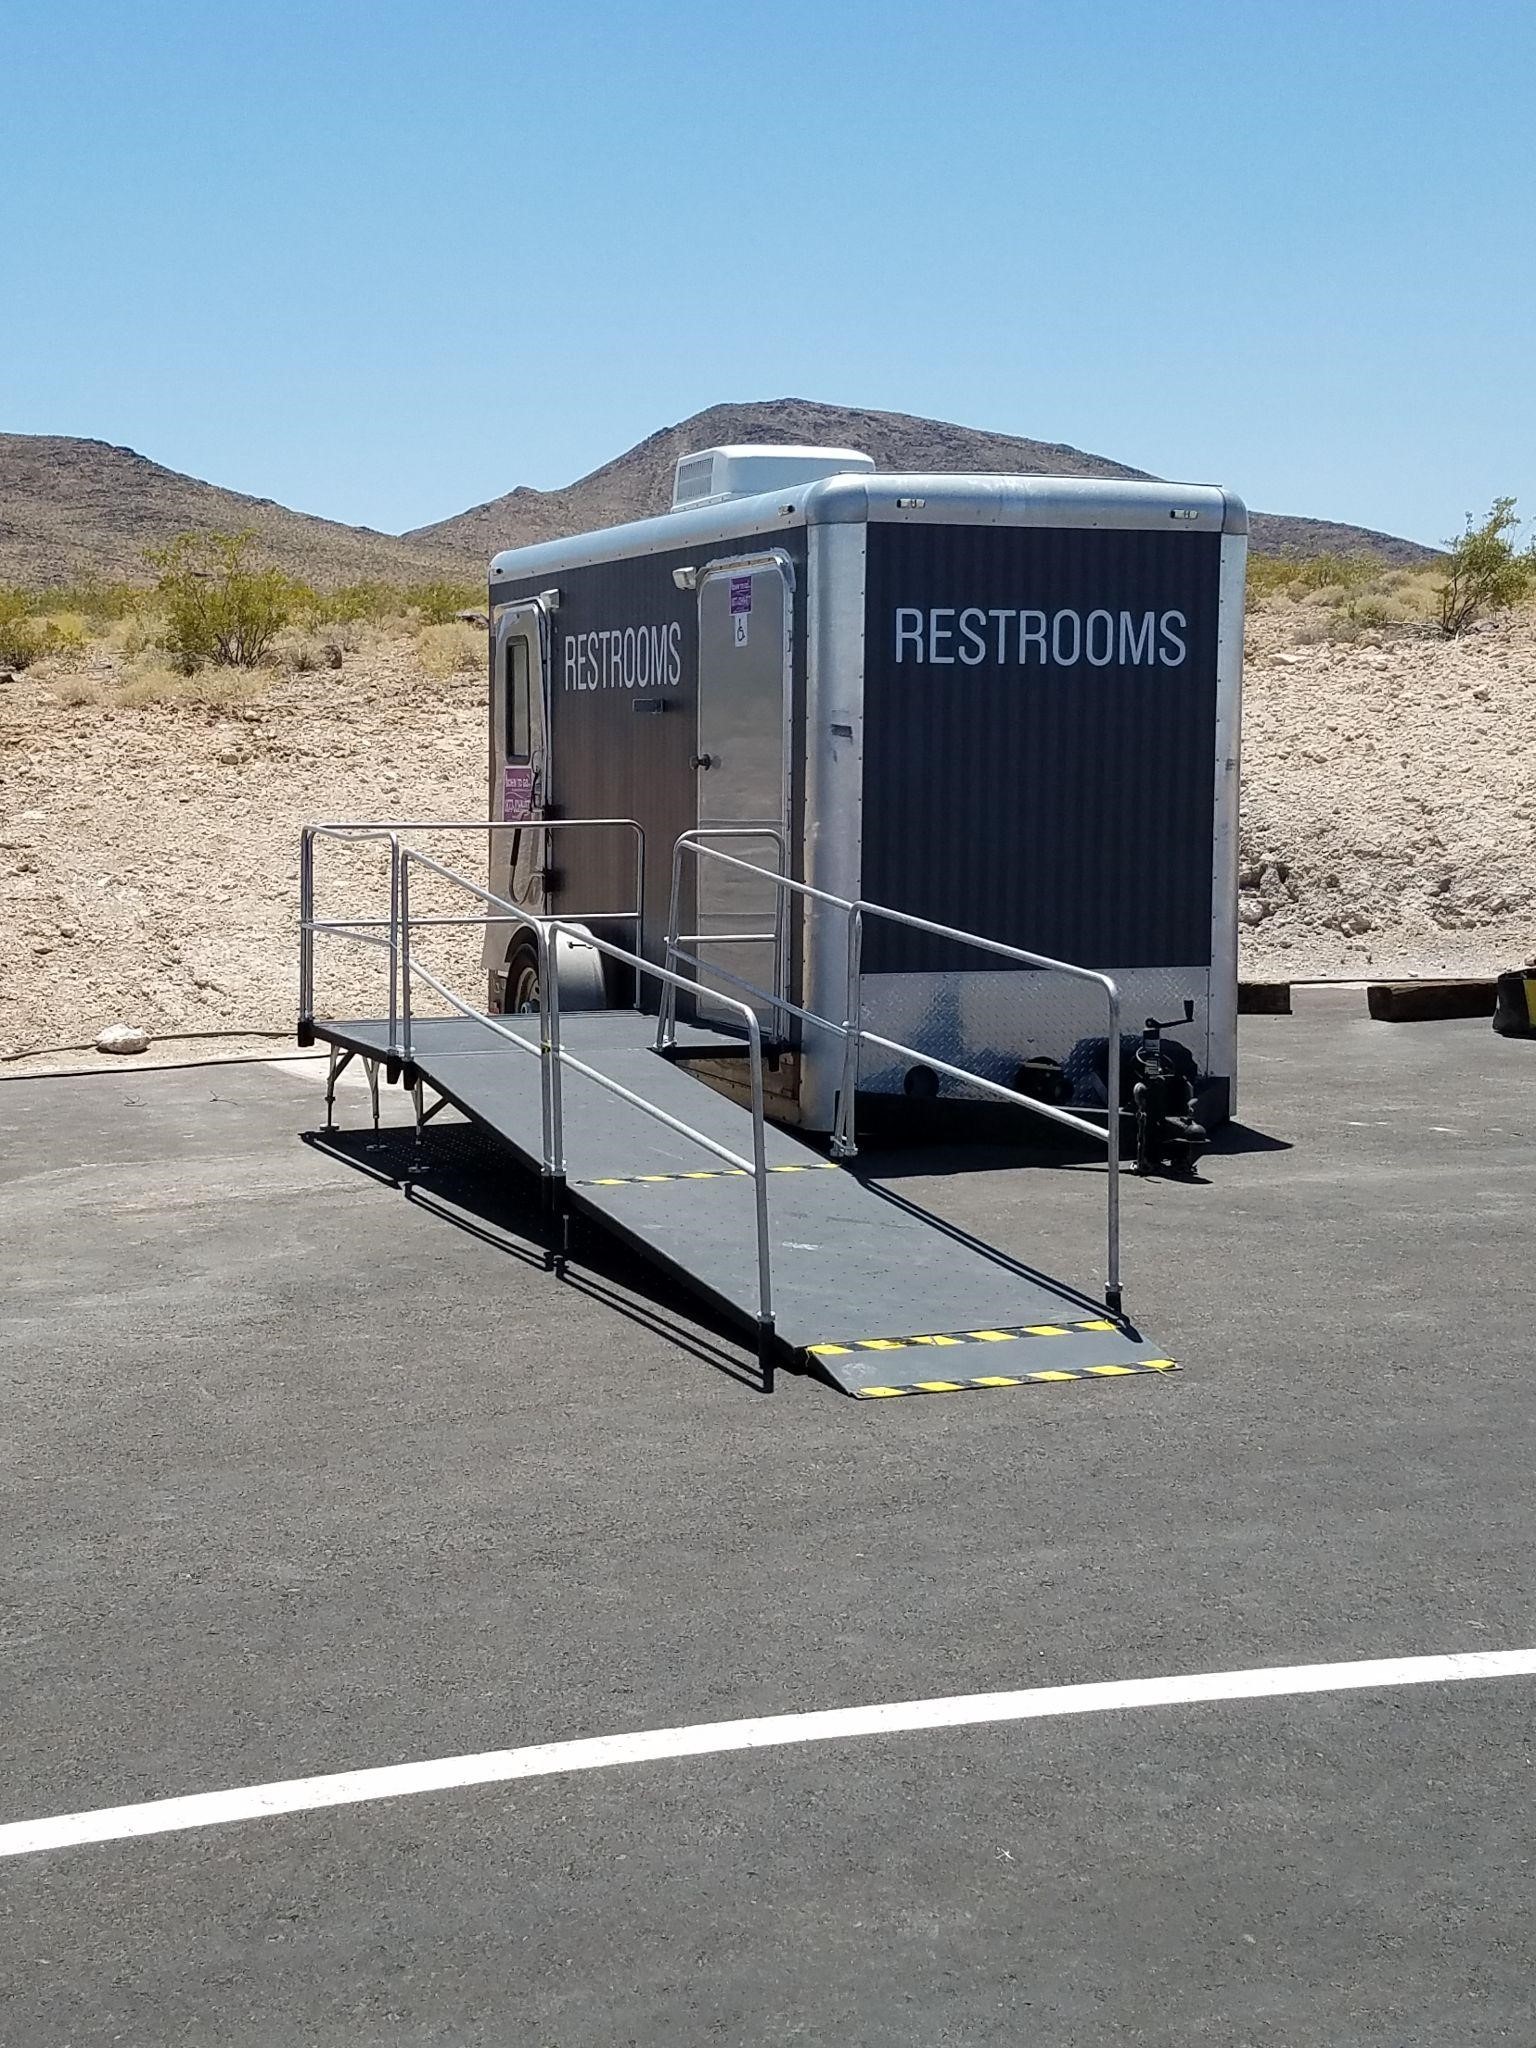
(690, 752, 715, 770)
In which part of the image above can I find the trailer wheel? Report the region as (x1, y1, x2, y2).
(505, 938, 542, 1014)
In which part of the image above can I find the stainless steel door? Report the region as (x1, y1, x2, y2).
(693, 556, 791, 1027)
(483, 604, 548, 971)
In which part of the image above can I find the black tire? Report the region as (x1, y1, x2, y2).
(504, 938, 541, 1015)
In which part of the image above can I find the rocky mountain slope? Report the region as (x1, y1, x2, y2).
(0, 435, 475, 587)
(3, 402, 1433, 588)
(408, 399, 1436, 565)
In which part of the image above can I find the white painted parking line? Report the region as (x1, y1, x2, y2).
(4, 1648, 1532, 1861)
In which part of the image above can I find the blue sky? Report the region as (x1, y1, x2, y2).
(4, 1, 1532, 546)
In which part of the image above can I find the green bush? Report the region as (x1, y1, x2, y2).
(0, 587, 47, 669)
(406, 578, 482, 626)
(301, 580, 400, 626)
(145, 530, 299, 670)
(1247, 550, 1385, 605)
(1436, 497, 1535, 637)
(26, 577, 144, 623)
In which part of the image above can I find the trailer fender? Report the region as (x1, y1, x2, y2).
(493, 921, 608, 1016)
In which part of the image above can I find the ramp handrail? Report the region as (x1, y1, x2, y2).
(394, 849, 776, 1355)
(660, 835, 1125, 1317)
(658, 825, 791, 1035)
(300, 817, 645, 1056)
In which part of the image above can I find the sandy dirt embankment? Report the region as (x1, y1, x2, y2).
(1240, 608, 1536, 977)
(2, 607, 1534, 1068)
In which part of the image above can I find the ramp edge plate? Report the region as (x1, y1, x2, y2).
(807, 1318, 1179, 1398)
(841, 1358, 1178, 1399)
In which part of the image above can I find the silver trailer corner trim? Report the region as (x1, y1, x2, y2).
(1211, 506, 1249, 1111)
(801, 516, 869, 1131)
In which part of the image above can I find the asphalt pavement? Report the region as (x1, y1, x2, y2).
(1, 991, 1533, 2044)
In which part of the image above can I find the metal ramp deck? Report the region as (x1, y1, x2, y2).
(311, 1010, 1176, 1400)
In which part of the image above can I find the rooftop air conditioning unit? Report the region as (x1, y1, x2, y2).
(670, 443, 876, 510)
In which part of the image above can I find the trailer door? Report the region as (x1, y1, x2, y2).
(483, 603, 549, 971)
(693, 554, 792, 1028)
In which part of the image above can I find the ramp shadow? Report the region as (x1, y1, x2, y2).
(301, 1121, 774, 1395)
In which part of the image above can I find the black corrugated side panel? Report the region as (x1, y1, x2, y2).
(860, 522, 1222, 974)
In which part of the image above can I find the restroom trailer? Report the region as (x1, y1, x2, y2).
(483, 445, 1246, 1135)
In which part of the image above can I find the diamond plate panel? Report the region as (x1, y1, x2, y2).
(854, 967, 1213, 1099)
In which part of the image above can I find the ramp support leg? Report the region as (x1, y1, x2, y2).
(363, 1057, 380, 1131)
(757, 1316, 776, 1394)
(542, 1172, 569, 1276)
(325, 1046, 354, 1131)
(411, 1076, 425, 1176)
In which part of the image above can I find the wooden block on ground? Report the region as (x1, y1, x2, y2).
(1367, 981, 1496, 1023)
(1238, 982, 1292, 1015)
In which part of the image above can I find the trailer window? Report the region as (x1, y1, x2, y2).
(506, 636, 531, 762)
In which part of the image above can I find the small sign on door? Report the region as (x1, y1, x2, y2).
(503, 763, 535, 821)
(730, 575, 752, 647)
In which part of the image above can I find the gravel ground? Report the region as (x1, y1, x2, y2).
(2, 606, 1533, 1065)
(1241, 605, 1536, 977)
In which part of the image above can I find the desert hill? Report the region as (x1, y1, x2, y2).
(0, 435, 475, 587)
(3, 401, 1435, 590)
(408, 398, 1436, 566)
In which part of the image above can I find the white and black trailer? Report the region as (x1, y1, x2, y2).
(482, 444, 1246, 1139)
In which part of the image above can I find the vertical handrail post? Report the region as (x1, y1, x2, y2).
(833, 904, 863, 1159)
(772, 832, 789, 1025)
(534, 916, 560, 1268)
(535, 917, 555, 1177)
(1104, 979, 1123, 1318)
(542, 918, 569, 1274)
(399, 852, 414, 1064)
(298, 825, 315, 1028)
(632, 824, 646, 973)
(546, 924, 565, 1182)
(387, 832, 401, 1060)
(745, 1008, 775, 1386)
(656, 834, 687, 1050)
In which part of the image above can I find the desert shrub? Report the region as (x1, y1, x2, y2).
(145, 530, 300, 669)
(1246, 550, 1386, 610)
(111, 658, 264, 712)
(53, 676, 102, 707)
(415, 621, 483, 676)
(1436, 497, 1535, 636)
(29, 578, 144, 623)
(112, 661, 191, 709)
(0, 588, 48, 668)
(302, 581, 401, 626)
(38, 611, 90, 654)
(406, 578, 482, 626)
(105, 608, 165, 658)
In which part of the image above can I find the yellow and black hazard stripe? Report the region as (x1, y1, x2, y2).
(578, 1162, 840, 1189)
(810, 1315, 1129, 1357)
(841, 1359, 1177, 1399)
(807, 1318, 1178, 1399)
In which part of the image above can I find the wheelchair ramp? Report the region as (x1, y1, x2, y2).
(311, 1012, 1176, 1400)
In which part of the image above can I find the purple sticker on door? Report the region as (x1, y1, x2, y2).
(729, 576, 753, 615)
(502, 763, 535, 821)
